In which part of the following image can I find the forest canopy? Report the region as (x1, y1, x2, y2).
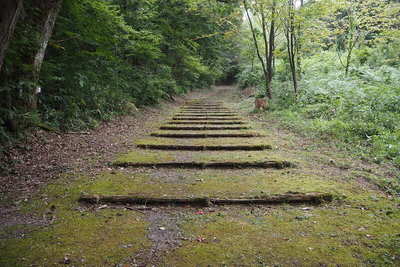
(0, 0, 241, 137)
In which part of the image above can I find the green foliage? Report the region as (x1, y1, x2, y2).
(275, 50, 400, 167)
(0, 0, 240, 139)
(236, 0, 400, 169)
(236, 65, 263, 89)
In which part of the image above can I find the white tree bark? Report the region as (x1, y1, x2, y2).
(33, 0, 63, 81)
(27, 0, 63, 110)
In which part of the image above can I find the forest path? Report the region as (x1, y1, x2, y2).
(1, 86, 399, 266)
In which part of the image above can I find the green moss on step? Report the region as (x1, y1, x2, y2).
(164, 202, 400, 266)
(114, 150, 174, 165)
(114, 150, 290, 168)
(150, 130, 264, 138)
(0, 174, 150, 266)
(135, 137, 270, 146)
(59, 169, 355, 199)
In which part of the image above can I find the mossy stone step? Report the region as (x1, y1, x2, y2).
(185, 100, 223, 104)
(181, 107, 231, 110)
(179, 110, 234, 113)
(185, 103, 224, 106)
(177, 110, 233, 114)
(166, 120, 246, 125)
(80, 193, 331, 206)
(175, 113, 238, 117)
(185, 103, 223, 105)
(114, 150, 290, 168)
(173, 116, 242, 121)
(184, 105, 224, 108)
(160, 125, 250, 130)
(135, 137, 272, 151)
(180, 107, 230, 110)
(151, 130, 264, 138)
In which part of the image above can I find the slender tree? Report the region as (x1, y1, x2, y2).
(336, 1, 360, 76)
(243, 0, 278, 99)
(22, 0, 64, 110)
(284, 0, 298, 95)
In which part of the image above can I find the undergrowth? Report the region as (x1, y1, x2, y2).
(237, 49, 400, 194)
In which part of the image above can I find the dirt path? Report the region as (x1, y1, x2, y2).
(1, 86, 399, 266)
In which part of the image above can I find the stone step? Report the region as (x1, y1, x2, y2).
(181, 107, 231, 111)
(179, 110, 234, 113)
(114, 150, 291, 169)
(183, 105, 224, 108)
(175, 113, 238, 117)
(80, 193, 332, 206)
(172, 117, 242, 121)
(160, 125, 250, 130)
(166, 120, 246, 125)
(135, 137, 272, 151)
(185, 100, 223, 104)
(151, 130, 264, 138)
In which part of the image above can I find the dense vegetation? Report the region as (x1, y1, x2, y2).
(1, 0, 399, 173)
(236, 0, 400, 171)
(0, 0, 240, 142)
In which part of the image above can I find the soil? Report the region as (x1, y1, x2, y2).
(0, 94, 185, 228)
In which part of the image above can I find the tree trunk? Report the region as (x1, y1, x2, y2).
(286, 0, 298, 95)
(25, 0, 63, 110)
(265, 0, 276, 99)
(260, 11, 272, 99)
(0, 0, 23, 72)
(243, 0, 268, 96)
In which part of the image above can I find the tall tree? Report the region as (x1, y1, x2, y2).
(284, 0, 298, 95)
(26, 0, 64, 110)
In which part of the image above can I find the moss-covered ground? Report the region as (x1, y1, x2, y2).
(0, 174, 150, 266)
(1, 86, 399, 266)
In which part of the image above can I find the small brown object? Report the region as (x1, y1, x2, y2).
(255, 97, 268, 110)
